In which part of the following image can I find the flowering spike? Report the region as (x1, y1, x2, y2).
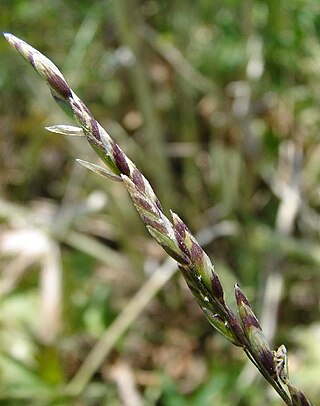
(5, 33, 314, 406)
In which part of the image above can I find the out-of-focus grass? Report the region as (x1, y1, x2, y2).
(1, 0, 320, 404)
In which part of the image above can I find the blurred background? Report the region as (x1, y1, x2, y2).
(1, 0, 320, 405)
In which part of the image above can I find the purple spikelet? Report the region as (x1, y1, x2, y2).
(112, 142, 130, 176)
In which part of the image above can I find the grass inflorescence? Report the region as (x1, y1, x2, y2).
(4, 33, 314, 406)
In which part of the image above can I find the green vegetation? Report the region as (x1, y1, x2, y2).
(1, 1, 320, 405)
